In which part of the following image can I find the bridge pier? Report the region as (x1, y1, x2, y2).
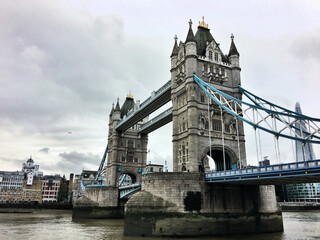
(124, 172, 283, 237)
(72, 186, 123, 219)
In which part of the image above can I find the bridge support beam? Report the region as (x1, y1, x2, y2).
(124, 173, 283, 237)
(72, 186, 123, 219)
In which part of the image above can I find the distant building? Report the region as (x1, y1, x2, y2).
(284, 103, 320, 203)
(259, 157, 270, 167)
(21, 177, 42, 203)
(41, 175, 62, 202)
(0, 171, 24, 190)
(22, 157, 43, 186)
(145, 163, 164, 173)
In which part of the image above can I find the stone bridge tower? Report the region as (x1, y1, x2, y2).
(106, 93, 148, 187)
(171, 18, 246, 172)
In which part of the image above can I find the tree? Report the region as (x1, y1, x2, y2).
(57, 175, 68, 203)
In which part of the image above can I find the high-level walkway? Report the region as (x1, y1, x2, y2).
(116, 80, 171, 132)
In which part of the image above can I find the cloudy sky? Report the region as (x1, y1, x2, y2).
(1, 0, 320, 177)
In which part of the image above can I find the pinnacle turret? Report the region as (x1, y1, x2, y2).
(228, 34, 239, 57)
(115, 98, 121, 112)
(185, 19, 195, 43)
(170, 35, 179, 58)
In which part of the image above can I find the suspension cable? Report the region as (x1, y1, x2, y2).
(289, 116, 296, 162)
(208, 96, 212, 159)
(235, 103, 242, 169)
(253, 109, 260, 165)
(299, 120, 306, 162)
(273, 116, 281, 164)
(220, 106, 226, 171)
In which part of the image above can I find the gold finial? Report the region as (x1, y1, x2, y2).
(127, 91, 133, 99)
(199, 16, 209, 29)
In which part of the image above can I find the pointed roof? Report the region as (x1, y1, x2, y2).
(194, 18, 214, 56)
(185, 19, 195, 43)
(170, 35, 179, 57)
(109, 103, 114, 116)
(120, 94, 135, 118)
(228, 34, 239, 57)
(115, 98, 121, 112)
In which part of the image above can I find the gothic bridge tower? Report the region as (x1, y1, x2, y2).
(106, 93, 148, 187)
(171, 18, 246, 172)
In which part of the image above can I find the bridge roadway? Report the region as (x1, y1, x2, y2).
(205, 159, 320, 185)
(116, 80, 171, 132)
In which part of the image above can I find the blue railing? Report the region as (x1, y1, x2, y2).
(138, 107, 172, 133)
(119, 182, 141, 199)
(116, 80, 171, 129)
(205, 159, 320, 181)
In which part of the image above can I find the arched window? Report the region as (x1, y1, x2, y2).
(200, 94, 205, 103)
(214, 52, 219, 61)
(209, 51, 213, 60)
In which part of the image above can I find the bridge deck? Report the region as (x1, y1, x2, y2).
(205, 159, 320, 185)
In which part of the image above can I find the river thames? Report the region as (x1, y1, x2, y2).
(0, 210, 319, 239)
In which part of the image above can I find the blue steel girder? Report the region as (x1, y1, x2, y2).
(115, 80, 172, 132)
(138, 107, 172, 134)
(205, 159, 320, 185)
(193, 74, 320, 144)
(119, 182, 141, 199)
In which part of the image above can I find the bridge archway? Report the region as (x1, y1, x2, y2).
(202, 145, 238, 171)
(118, 172, 137, 187)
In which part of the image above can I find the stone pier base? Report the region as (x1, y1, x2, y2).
(72, 186, 123, 219)
(124, 173, 283, 237)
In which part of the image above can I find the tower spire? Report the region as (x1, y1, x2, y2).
(185, 19, 195, 43)
(228, 33, 239, 57)
(115, 98, 121, 111)
(170, 35, 179, 57)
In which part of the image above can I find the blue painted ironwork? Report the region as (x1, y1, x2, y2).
(95, 144, 108, 181)
(119, 182, 141, 199)
(116, 80, 171, 129)
(193, 74, 320, 144)
(80, 180, 86, 191)
(205, 159, 320, 183)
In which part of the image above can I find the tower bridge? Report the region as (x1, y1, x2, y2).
(73, 18, 320, 238)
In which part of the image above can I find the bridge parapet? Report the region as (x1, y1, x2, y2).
(206, 159, 320, 184)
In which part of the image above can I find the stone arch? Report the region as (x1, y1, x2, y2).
(117, 170, 138, 187)
(202, 145, 238, 171)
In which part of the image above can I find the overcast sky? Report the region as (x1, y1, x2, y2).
(1, 0, 320, 178)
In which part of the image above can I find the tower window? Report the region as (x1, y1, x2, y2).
(200, 94, 205, 103)
(213, 120, 222, 132)
(204, 64, 207, 73)
(209, 51, 213, 60)
(214, 53, 219, 61)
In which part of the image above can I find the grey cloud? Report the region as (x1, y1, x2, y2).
(59, 151, 100, 165)
(39, 147, 50, 154)
(0, 0, 169, 142)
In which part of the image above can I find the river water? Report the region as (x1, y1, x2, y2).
(0, 210, 319, 240)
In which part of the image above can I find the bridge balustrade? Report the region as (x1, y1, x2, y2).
(205, 159, 320, 180)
